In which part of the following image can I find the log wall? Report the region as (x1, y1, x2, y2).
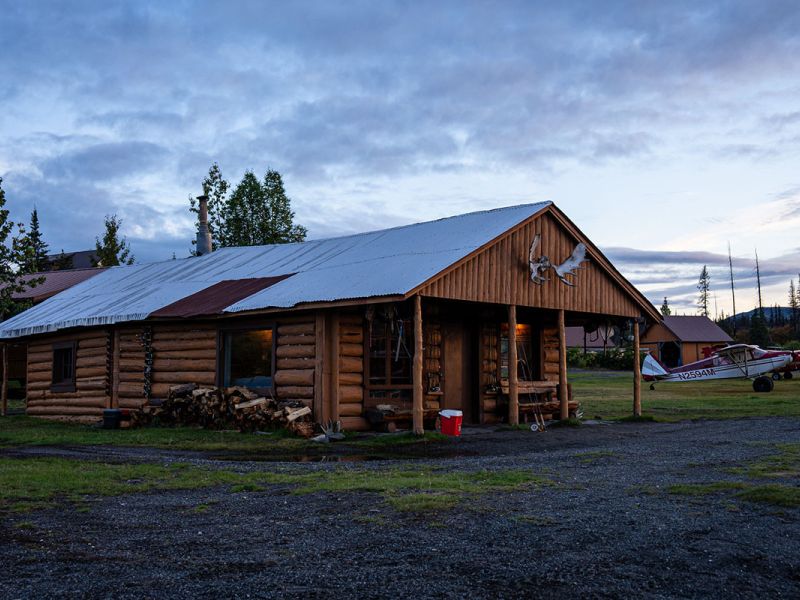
(423, 321, 443, 412)
(336, 314, 369, 431)
(275, 320, 316, 405)
(26, 330, 111, 422)
(479, 322, 502, 424)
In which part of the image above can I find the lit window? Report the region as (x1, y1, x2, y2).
(500, 324, 539, 381)
(222, 328, 274, 391)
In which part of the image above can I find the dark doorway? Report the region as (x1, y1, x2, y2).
(442, 322, 478, 423)
(660, 341, 682, 368)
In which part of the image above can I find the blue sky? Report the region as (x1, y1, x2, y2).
(1, 1, 799, 314)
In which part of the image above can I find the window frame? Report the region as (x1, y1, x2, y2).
(51, 341, 77, 393)
(217, 324, 277, 394)
(364, 317, 414, 392)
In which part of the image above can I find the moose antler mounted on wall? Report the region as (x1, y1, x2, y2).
(528, 234, 589, 287)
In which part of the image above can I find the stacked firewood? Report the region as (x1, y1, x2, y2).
(145, 383, 315, 437)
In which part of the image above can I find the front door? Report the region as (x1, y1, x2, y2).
(442, 322, 476, 423)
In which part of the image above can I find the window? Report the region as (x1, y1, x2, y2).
(222, 328, 274, 391)
(51, 342, 76, 392)
(367, 313, 413, 387)
(500, 323, 540, 381)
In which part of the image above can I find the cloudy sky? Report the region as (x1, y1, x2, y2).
(1, 1, 799, 314)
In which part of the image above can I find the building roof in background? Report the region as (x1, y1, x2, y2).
(0, 203, 554, 338)
(660, 315, 733, 343)
(43, 249, 99, 270)
(10, 268, 105, 303)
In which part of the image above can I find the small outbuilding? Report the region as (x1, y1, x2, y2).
(0, 202, 659, 429)
(640, 315, 733, 368)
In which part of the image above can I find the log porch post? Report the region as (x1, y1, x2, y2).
(412, 294, 424, 435)
(633, 319, 642, 417)
(508, 305, 519, 426)
(1, 343, 7, 417)
(558, 309, 569, 420)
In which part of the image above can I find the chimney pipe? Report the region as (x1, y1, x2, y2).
(196, 194, 212, 256)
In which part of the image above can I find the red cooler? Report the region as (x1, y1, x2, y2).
(439, 409, 463, 436)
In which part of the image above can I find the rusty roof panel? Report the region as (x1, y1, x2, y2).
(149, 276, 293, 318)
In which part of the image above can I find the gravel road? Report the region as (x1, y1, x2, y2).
(2, 418, 799, 599)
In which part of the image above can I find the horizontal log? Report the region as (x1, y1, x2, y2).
(25, 389, 107, 399)
(274, 369, 315, 386)
(27, 372, 54, 385)
(340, 416, 370, 431)
(118, 382, 146, 396)
(27, 406, 105, 416)
(118, 341, 146, 352)
(338, 403, 363, 417)
(340, 343, 363, 357)
(339, 385, 362, 404)
(77, 337, 110, 350)
(276, 345, 315, 359)
(339, 372, 363, 385)
(424, 400, 440, 410)
(153, 359, 216, 372)
(27, 397, 107, 408)
(27, 350, 55, 363)
(276, 358, 315, 370)
(152, 340, 216, 351)
(276, 385, 314, 399)
(543, 349, 559, 363)
(152, 330, 216, 341)
(119, 358, 145, 370)
(118, 370, 144, 382)
(119, 397, 146, 409)
(151, 371, 216, 385)
(152, 349, 217, 360)
(76, 366, 108, 379)
(277, 323, 314, 336)
(77, 380, 109, 392)
(339, 357, 363, 373)
(277, 334, 315, 346)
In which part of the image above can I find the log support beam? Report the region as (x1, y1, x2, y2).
(558, 309, 569, 421)
(508, 305, 519, 426)
(412, 295, 424, 435)
(633, 318, 642, 417)
(1, 343, 7, 417)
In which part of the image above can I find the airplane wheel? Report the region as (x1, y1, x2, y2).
(785, 371, 793, 380)
(772, 372, 782, 381)
(753, 376, 774, 393)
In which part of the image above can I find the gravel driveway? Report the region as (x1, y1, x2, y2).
(2, 418, 799, 599)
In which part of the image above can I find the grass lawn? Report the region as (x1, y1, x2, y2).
(572, 369, 800, 421)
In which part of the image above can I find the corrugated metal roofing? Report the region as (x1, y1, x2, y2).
(150, 276, 293, 318)
(661, 315, 733, 343)
(0, 202, 551, 338)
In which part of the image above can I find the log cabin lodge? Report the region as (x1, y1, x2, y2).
(0, 202, 660, 432)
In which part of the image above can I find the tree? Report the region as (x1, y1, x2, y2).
(0, 178, 43, 319)
(93, 215, 134, 267)
(660, 297, 671, 316)
(790, 279, 799, 333)
(16, 207, 50, 273)
(217, 168, 307, 247)
(190, 163, 228, 252)
(749, 308, 770, 347)
(697, 265, 711, 317)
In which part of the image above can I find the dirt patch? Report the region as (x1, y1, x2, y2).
(1, 418, 799, 598)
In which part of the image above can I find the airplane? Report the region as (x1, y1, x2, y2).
(642, 343, 795, 392)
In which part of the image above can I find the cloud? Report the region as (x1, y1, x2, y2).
(42, 141, 169, 182)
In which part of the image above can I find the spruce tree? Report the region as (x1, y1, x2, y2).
(697, 265, 711, 317)
(790, 279, 799, 333)
(93, 215, 134, 266)
(190, 162, 228, 252)
(660, 297, 671, 316)
(17, 208, 49, 273)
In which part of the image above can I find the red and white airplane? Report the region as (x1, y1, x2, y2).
(642, 344, 796, 392)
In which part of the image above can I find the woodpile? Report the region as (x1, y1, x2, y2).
(145, 383, 316, 437)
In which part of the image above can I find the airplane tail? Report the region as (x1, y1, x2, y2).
(642, 354, 668, 379)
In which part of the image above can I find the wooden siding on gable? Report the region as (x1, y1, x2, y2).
(418, 211, 645, 318)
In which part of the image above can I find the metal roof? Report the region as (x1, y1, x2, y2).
(660, 316, 733, 343)
(0, 202, 551, 338)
